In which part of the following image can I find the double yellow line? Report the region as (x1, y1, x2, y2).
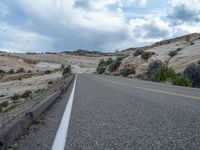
(96, 76, 200, 101)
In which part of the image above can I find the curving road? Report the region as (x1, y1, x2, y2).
(12, 74, 200, 150)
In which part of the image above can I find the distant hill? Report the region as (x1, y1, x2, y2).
(62, 49, 116, 57)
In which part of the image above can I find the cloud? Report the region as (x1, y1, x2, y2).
(128, 15, 171, 42)
(0, 0, 199, 52)
(0, 21, 55, 52)
(168, 4, 200, 23)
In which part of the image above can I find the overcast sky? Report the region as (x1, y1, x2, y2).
(0, 0, 200, 52)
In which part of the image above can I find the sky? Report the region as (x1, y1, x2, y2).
(0, 0, 200, 53)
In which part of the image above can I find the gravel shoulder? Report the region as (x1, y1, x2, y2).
(8, 80, 73, 150)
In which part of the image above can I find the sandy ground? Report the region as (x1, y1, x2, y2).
(0, 72, 62, 100)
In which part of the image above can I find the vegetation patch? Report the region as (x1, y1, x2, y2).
(141, 52, 155, 60)
(97, 57, 123, 74)
(0, 70, 6, 77)
(97, 67, 106, 74)
(21, 90, 32, 98)
(45, 70, 52, 74)
(7, 69, 14, 74)
(168, 50, 178, 57)
(120, 67, 135, 77)
(151, 65, 192, 87)
(133, 49, 155, 60)
(171, 75, 192, 87)
(48, 81, 53, 85)
(152, 65, 175, 82)
(184, 63, 200, 87)
(148, 60, 163, 79)
(133, 49, 144, 57)
(16, 67, 25, 73)
(62, 65, 71, 76)
(108, 60, 121, 72)
(0, 101, 9, 112)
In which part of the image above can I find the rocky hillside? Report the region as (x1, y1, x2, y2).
(99, 33, 200, 79)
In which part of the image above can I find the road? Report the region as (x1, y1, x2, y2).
(11, 74, 200, 150)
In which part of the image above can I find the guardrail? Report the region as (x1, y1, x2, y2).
(0, 74, 75, 150)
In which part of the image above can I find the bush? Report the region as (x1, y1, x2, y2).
(21, 90, 32, 98)
(148, 60, 163, 79)
(27, 70, 32, 73)
(62, 66, 71, 76)
(168, 50, 178, 57)
(108, 60, 121, 72)
(48, 81, 53, 85)
(133, 49, 144, 57)
(8, 69, 14, 74)
(190, 42, 195, 45)
(0, 95, 5, 98)
(0, 70, 5, 74)
(172, 75, 192, 87)
(105, 58, 113, 66)
(98, 59, 107, 67)
(198, 60, 200, 65)
(184, 63, 200, 87)
(141, 52, 155, 60)
(152, 65, 175, 82)
(16, 67, 25, 73)
(120, 68, 135, 77)
(45, 70, 52, 74)
(11, 94, 20, 101)
(97, 66, 106, 74)
(0, 101, 9, 112)
(176, 48, 182, 51)
(116, 57, 125, 61)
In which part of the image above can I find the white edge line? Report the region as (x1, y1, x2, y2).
(51, 74, 77, 150)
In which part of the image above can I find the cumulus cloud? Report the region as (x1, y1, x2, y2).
(168, 4, 200, 23)
(0, 0, 199, 52)
(128, 15, 172, 41)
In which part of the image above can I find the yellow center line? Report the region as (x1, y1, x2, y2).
(95, 76, 200, 101)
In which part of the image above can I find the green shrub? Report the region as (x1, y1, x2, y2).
(0, 101, 9, 112)
(176, 48, 182, 51)
(108, 60, 121, 72)
(98, 59, 107, 67)
(97, 67, 106, 74)
(0, 70, 5, 74)
(116, 57, 125, 61)
(133, 49, 144, 57)
(172, 75, 192, 87)
(148, 60, 163, 79)
(27, 70, 32, 73)
(168, 50, 178, 57)
(11, 94, 20, 101)
(105, 58, 113, 66)
(190, 42, 195, 45)
(21, 90, 32, 98)
(62, 66, 71, 76)
(16, 67, 25, 73)
(8, 69, 14, 74)
(198, 60, 200, 65)
(120, 68, 135, 77)
(45, 70, 51, 74)
(141, 52, 155, 60)
(48, 81, 53, 84)
(152, 65, 175, 82)
(184, 63, 200, 87)
(0, 95, 5, 98)
(2, 103, 17, 113)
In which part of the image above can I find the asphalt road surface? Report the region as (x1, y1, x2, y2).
(12, 74, 200, 150)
